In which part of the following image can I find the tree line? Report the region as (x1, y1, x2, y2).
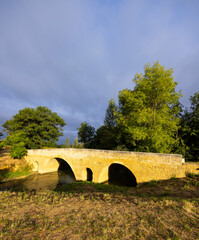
(0, 61, 198, 161)
(77, 61, 199, 162)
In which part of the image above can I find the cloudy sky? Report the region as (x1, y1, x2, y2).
(0, 0, 199, 143)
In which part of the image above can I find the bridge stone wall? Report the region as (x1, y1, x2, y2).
(25, 148, 199, 184)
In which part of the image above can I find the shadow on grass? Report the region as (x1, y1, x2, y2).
(0, 168, 10, 182)
(54, 175, 199, 200)
(55, 181, 129, 194)
(1, 172, 199, 201)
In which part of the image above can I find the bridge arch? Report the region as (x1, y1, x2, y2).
(39, 157, 76, 181)
(108, 163, 137, 187)
(55, 158, 76, 180)
(86, 168, 93, 181)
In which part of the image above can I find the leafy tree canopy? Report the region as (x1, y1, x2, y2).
(116, 61, 182, 153)
(94, 125, 118, 150)
(77, 122, 95, 147)
(2, 106, 66, 158)
(180, 91, 199, 161)
(93, 99, 118, 150)
(104, 99, 117, 128)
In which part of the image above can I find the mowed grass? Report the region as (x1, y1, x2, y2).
(0, 174, 199, 240)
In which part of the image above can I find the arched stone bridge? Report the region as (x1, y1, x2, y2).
(25, 148, 199, 185)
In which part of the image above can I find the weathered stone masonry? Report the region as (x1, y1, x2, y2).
(25, 148, 199, 184)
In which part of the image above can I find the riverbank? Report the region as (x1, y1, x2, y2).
(0, 148, 32, 182)
(0, 175, 199, 239)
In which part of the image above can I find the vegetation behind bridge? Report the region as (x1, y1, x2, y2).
(0, 61, 199, 161)
(77, 61, 199, 162)
(0, 106, 66, 159)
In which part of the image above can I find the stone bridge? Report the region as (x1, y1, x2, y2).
(25, 148, 199, 186)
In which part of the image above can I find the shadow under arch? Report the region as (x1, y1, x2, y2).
(86, 168, 93, 181)
(55, 158, 76, 183)
(109, 163, 137, 187)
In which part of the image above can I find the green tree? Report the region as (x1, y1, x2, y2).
(60, 137, 70, 148)
(77, 122, 95, 148)
(180, 91, 199, 161)
(2, 106, 66, 158)
(73, 137, 79, 148)
(65, 137, 70, 148)
(94, 125, 118, 150)
(93, 99, 118, 150)
(104, 99, 117, 128)
(0, 131, 2, 138)
(5, 131, 27, 159)
(79, 142, 84, 148)
(116, 61, 182, 153)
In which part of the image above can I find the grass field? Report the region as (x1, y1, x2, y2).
(0, 174, 199, 240)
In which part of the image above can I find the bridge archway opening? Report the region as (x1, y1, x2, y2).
(86, 168, 93, 181)
(55, 158, 76, 181)
(108, 163, 137, 187)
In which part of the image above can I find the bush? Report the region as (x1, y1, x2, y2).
(115, 145, 128, 151)
(10, 142, 27, 159)
(186, 172, 196, 178)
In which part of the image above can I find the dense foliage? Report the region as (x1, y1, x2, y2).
(74, 62, 199, 161)
(115, 61, 182, 153)
(76, 62, 199, 161)
(104, 99, 117, 128)
(1, 62, 198, 161)
(1, 106, 66, 158)
(77, 122, 95, 147)
(180, 91, 199, 161)
(92, 99, 118, 150)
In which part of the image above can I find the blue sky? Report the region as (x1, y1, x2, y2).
(0, 0, 199, 143)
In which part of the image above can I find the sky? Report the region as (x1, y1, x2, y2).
(0, 0, 199, 143)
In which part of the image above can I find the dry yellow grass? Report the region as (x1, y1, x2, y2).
(0, 175, 199, 240)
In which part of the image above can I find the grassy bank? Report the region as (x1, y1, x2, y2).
(0, 167, 32, 182)
(0, 162, 32, 182)
(0, 148, 32, 182)
(0, 174, 199, 240)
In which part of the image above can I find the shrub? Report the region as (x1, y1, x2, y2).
(10, 142, 27, 159)
(186, 172, 195, 178)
